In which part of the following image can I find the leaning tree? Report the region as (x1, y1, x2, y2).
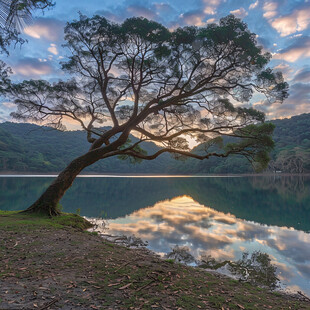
(8, 14, 288, 216)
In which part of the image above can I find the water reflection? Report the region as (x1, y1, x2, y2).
(1, 176, 309, 231)
(99, 195, 310, 296)
(1, 176, 310, 295)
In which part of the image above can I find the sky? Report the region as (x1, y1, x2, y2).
(0, 0, 309, 123)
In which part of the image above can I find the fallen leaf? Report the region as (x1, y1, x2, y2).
(119, 283, 132, 290)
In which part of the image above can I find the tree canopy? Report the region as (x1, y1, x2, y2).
(9, 14, 288, 171)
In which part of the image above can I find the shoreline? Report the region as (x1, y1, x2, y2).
(1, 211, 309, 309)
(88, 224, 307, 299)
(0, 172, 310, 177)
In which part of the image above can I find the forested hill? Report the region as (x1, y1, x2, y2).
(174, 113, 310, 174)
(0, 113, 309, 174)
(0, 123, 173, 173)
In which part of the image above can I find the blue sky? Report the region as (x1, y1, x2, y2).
(0, 0, 309, 122)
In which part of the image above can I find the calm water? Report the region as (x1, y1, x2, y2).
(1, 175, 310, 295)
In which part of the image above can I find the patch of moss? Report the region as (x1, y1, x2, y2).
(0, 210, 93, 231)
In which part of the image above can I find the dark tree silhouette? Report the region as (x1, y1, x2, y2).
(0, 0, 55, 96)
(0, 0, 55, 53)
(8, 14, 288, 216)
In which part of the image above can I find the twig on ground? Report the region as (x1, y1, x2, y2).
(136, 280, 155, 292)
(114, 261, 131, 273)
(38, 298, 59, 310)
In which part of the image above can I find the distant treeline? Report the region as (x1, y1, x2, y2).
(0, 113, 309, 174)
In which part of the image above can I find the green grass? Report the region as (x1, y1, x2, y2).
(176, 295, 205, 308)
(0, 210, 93, 231)
(84, 231, 99, 236)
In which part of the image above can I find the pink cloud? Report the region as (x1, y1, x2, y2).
(249, 1, 259, 10)
(230, 7, 248, 19)
(271, 5, 310, 37)
(23, 17, 64, 41)
(126, 5, 157, 20)
(263, 1, 278, 19)
(274, 37, 310, 62)
(12, 57, 54, 77)
(202, 0, 221, 15)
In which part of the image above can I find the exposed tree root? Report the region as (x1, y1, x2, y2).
(20, 202, 61, 217)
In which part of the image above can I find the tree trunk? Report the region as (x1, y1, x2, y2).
(23, 150, 102, 216)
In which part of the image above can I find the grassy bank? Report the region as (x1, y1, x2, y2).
(0, 211, 309, 310)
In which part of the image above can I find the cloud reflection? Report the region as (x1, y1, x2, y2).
(94, 195, 310, 296)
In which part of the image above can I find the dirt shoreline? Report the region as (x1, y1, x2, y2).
(1, 212, 310, 310)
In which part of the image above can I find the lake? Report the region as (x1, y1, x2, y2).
(1, 175, 309, 296)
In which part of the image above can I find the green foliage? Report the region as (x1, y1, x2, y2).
(117, 138, 148, 164)
(199, 15, 270, 68)
(224, 123, 275, 171)
(122, 17, 170, 43)
(236, 107, 265, 122)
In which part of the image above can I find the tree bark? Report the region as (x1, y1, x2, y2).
(23, 131, 129, 216)
(23, 150, 104, 216)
